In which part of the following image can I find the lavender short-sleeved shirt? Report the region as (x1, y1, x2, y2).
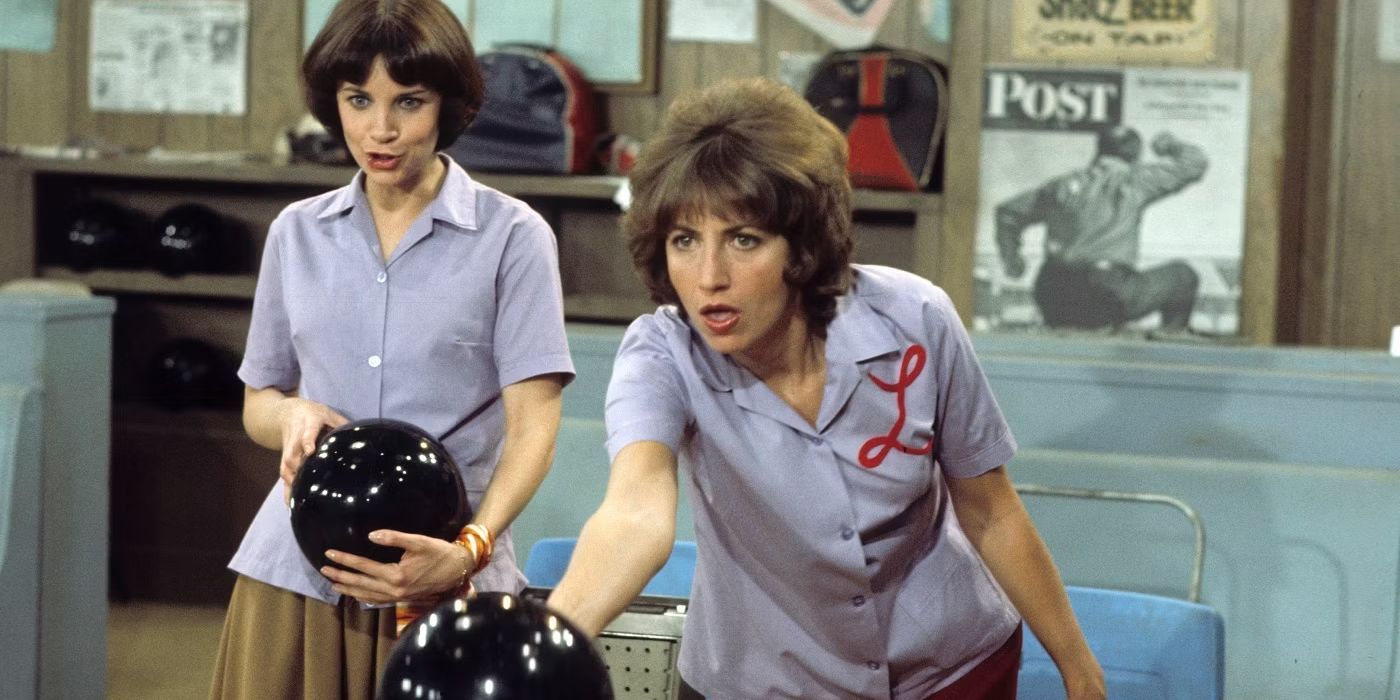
(606, 265, 1020, 699)
(231, 157, 574, 603)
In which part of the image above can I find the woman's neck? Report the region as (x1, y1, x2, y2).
(736, 312, 827, 427)
(364, 155, 447, 219)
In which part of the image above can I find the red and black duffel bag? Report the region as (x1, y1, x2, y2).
(804, 47, 950, 192)
(447, 45, 600, 174)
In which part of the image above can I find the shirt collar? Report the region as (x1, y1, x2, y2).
(688, 275, 903, 393)
(313, 155, 479, 232)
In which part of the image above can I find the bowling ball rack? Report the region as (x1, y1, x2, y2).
(523, 588, 688, 700)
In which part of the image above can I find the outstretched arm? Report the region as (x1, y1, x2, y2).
(948, 467, 1106, 700)
(547, 440, 680, 637)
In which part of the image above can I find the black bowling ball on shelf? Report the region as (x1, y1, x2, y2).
(148, 203, 231, 276)
(55, 198, 142, 271)
(380, 592, 614, 700)
(146, 338, 238, 410)
(288, 419, 470, 572)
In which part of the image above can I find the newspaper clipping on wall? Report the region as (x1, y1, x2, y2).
(90, 0, 247, 115)
(974, 66, 1250, 338)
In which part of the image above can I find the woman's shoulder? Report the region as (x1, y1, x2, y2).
(848, 264, 954, 312)
(269, 182, 356, 234)
(621, 306, 688, 348)
(455, 170, 550, 234)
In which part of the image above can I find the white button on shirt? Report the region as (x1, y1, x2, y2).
(367, 355, 382, 368)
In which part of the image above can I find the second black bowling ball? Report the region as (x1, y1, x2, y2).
(289, 419, 470, 572)
(146, 338, 238, 410)
(149, 203, 229, 276)
(380, 592, 614, 700)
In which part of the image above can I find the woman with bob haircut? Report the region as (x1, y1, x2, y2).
(547, 77, 1105, 699)
(209, 0, 573, 696)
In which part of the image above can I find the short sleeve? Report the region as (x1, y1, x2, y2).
(923, 288, 1017, 478)
(604, 315, 689, 461)
(492, 211, 575, 388)
(238, 213, 300, 391)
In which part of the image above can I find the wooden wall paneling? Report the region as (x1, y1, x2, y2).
(940, 0, 989, 318)
(695, 0, 762, 86)
(1213, 0, 1242, 66)
(243, 0, 303, 156)
(657, 40, 704, 115)
(760, 0, 828, 85)
(1293, 0, 1345, 346)
(4, 0, 76, 146)
(67, 0, 97, 143)
(0, 53, 7, 139)
(1335, 0, 1400, 347)
(1236, 0, 1291, 344)
(159, 117, 212, 153)
(0, 162, 35, 283)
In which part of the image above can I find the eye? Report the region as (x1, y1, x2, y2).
(399, 96, 424, 109)
(731, 232, 762, 250)
(346, 94, 369, 108)
(667, 232, 696, 251)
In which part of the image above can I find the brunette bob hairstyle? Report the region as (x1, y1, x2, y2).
(302, 0, 484, 151)
(622, 77, 854, 337)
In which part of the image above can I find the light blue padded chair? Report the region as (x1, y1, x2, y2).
(1014, 484, 1225, 700)
(1017, 586, 1225, 700)
(525, 537, 698, 598)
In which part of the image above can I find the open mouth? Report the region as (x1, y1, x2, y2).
(699, 304, 740, 334)
(366, 152, 400, 170)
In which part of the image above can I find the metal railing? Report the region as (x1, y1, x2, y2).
(1014, 483, 1206, 603)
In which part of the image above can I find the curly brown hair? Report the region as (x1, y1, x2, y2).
(622, 77, 854, 337)
(302, 0, 483, 151)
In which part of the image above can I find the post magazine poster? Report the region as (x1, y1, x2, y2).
(973, 66, 1250, 337)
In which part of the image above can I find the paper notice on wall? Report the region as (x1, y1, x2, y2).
(765, 0, 896, 48)
(1381, 0, 1400, 62)
(669, 0, 758, 43)
(1012, 0, 1217, 64)
(90, 0, 248, 115)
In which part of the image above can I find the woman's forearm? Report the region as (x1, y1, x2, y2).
(242, 384, 292, 450)
(950, 469, 1104, 695)
(546, 440, 679, 637)
(471, 375, 565, 535)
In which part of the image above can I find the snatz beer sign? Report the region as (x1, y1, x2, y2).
(982, 69, 1124, 132)
(1012, 0, 1217, 63)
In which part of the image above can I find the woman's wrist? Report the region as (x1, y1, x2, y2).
(453, 523, 495, 579)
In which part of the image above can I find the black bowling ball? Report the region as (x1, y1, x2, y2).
(146, 338, 237, 410)
(289, 419, 470, 572)
(56, 199, 141, 271)
(379, 593, 614, 700)
(149, 203, 229, 276)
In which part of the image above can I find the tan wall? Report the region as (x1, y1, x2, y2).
(1, 0, 1393, 348)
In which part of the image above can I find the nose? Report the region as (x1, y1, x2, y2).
(368, 106, 398, 143)
(697, 242, 730, 291)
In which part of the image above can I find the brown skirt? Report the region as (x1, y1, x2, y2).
(208, 575, 396, 700)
